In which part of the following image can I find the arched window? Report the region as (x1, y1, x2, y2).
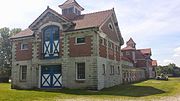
(43, 26, 60, 59)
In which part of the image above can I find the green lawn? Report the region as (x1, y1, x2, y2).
(0, 78, 179, 101)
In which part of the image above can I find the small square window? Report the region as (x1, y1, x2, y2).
(76, 37, 85, 44)
(21, 43, 28, 50)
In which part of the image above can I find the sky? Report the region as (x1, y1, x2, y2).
(0, 0, 180, 66)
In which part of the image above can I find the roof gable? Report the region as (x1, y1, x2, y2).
(29, 7, 72, 30)
(70, 9, 113, 30)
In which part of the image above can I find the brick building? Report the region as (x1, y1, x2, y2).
(121, 38, 157, 80)
(10, 0, 124, 90)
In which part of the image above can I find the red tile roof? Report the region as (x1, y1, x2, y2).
(71, 9, 113, 30)
(135, 50, 145, 59)
(138, 48, 151, 55)
(152, 60, 157, 67)
(11, 8, 113, 39)
(122, 46, 136, 51)
(10, 28, 33, 39)
(121, 56, 134, 63)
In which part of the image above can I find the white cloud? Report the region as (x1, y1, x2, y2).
(173, 47, 180, 57)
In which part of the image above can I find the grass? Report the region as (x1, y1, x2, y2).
(0, 77, 179, 101)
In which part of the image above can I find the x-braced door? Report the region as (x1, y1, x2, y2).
(43, 26, 60, 59)
(41, 65, 62, 88)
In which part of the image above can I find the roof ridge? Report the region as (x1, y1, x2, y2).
(137, 48, 151, 50)
(79, 9, 113, 17)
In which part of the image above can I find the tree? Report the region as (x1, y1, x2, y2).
(156, 63, 179, 76)
(0, 27, 21, 77)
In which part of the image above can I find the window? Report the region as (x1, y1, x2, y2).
(21, 43, 28, 50)
(108, 23, 113, 30)
(76, 37, 85, 44)
(20, 65, 27, 81)
(62, 9, 68, 15)
(126, 51, 130, 55)
(68, 7, 74, 13)
(100, 38, 103, 44)
(75, 8, 81, 15)
(76, 63, 85, 80)
(108, 41, 113, 49)
(110, 65, 114, 75)
(102, 64, 106, 75)
(117, 66, 120, 75)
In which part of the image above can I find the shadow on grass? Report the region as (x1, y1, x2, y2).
(27, 84, 165, 97)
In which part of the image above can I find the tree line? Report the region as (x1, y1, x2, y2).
(0, 27, 21, 77)
(156, 63, 180, 77)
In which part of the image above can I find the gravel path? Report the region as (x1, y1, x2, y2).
(57, 95, 180, 101)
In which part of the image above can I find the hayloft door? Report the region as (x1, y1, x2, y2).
(43, 26, 60, 59)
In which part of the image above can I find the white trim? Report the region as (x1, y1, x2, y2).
(75, 37, 86, 45)
(38, 21, 63, 32)
(20, 43, 28, 50)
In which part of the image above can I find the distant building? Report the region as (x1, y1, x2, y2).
(121, 38, 157, 79)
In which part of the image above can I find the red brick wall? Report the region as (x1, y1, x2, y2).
(122, 50, 133, 60)
(108, 43, 114, 60)
(69, 36, 92, 57)
(15, 42, 32, 61)
(116, 46, 120, 61)
(99, 45, 107, 58)
(99, 38, 107, 58)
(136, 60, 146, 67)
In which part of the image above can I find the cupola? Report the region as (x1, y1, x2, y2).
(59, 0, 84, 19)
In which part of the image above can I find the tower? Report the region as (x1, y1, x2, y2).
(59, 0, 84, 19)
(126, 38, 136, 49)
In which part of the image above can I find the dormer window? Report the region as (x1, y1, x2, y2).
(62, 7, 74, 15)
(21, 43, 28, 50)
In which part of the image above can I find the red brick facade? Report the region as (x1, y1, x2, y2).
(108, 48, 114, 60)
(116, 46, 121, 61)
(15, 42, 32, 61)
(69, 36, 92, 57)
(99, 38, 107, 58)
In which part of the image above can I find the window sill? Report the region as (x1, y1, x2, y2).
(75, 43, 86, 45)
(19, 80, 27, 82)
(75, 79, 85, 83)
(20, 49, 28, 51)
